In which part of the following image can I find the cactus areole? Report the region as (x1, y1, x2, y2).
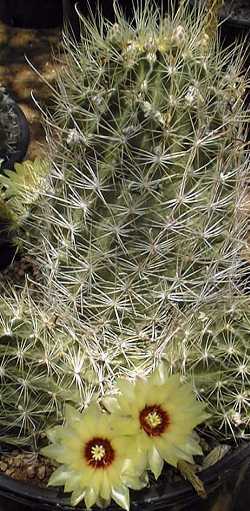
(0, 0, 249, 509)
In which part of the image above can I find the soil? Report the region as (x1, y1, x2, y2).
(0, 450, 56, 487)
(0, 254, 40, 282)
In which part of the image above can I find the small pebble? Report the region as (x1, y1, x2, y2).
(26, 466, 35, 479)
(5, 469, 15, 477)
(37, 465, 46, 480)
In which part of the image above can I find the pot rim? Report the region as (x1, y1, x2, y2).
(0, 442, 249, 510)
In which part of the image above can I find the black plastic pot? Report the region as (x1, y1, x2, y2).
(0, 443, 249, 511)
(3, 101, 30, 171)
(0, 92, 29, 271)
(0, 92, 30, 172)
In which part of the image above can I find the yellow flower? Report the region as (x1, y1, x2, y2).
(104, 366, 208, 479)
(41, 403, 147, 510)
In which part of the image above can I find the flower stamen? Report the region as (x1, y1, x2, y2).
(84, 437, 115, 468)
(91, 444, 106, 461)
(139, 404, 170, 437)
(146, 410, 162, 428)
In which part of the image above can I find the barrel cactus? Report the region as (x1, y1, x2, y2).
(0, 0, 249, 450)
(28, 1, 248, 309)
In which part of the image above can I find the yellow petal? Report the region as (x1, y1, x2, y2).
(96, 496, 111, 508)
(149, 365, 178, 386)
(159, 439, 196, 467)
(142, 385, 167, 405)
(170, 444, 194, 465)
(41, 445, 67, 464)
(111, 417, 138, 437)
(47, 466, 71, 487)
(64, 404, 82, 423)
(46, 425, 63, 444)
(122, 450, 147, 477)
(111, 485, 130, 511)
(85, 487, 98, 509)
(71, 488, 87, 507)
(69, 419, 93, 440)
(101, 396, 121, 413)
(64, 473, 84, 493)
(158, 445, 180, 467)
(117, 396, 134, 416)
(181, 436, 203, 456)
(85, 401, 102, 417)
(100, 472, 111, 500)
(117, 379, 135, 401)
(148, 446, 164, 479)
(123, 471, 148, 490)
(114, 436, 136, 454)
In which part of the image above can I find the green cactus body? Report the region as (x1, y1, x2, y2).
(0, 2, 249, 445)
(0, 288, 101, 445)
(163, 296, 250, 439)
(29, 8, 248, 311)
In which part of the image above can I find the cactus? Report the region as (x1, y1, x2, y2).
(26, 1, 248, 305)
(0, 0, 249, 446)
(0, 286, 99, 446)
(0, 158, 49, 260)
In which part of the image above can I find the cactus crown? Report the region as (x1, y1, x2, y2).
(0, 1, 249, 445)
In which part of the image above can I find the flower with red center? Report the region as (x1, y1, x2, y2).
(84, 437, 115, 468)
(41, 403, 147, 510)
(139, 404, 170, 436)
(104, 365, 208, 479)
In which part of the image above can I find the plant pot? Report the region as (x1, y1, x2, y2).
(0, 242, 17, 272)
(0, 91, 30, 172)
(0, 92, 29, 271)
(0, 0, 63, 29)
(0, 443, 249, 511)
(189, 0, 250, 49)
